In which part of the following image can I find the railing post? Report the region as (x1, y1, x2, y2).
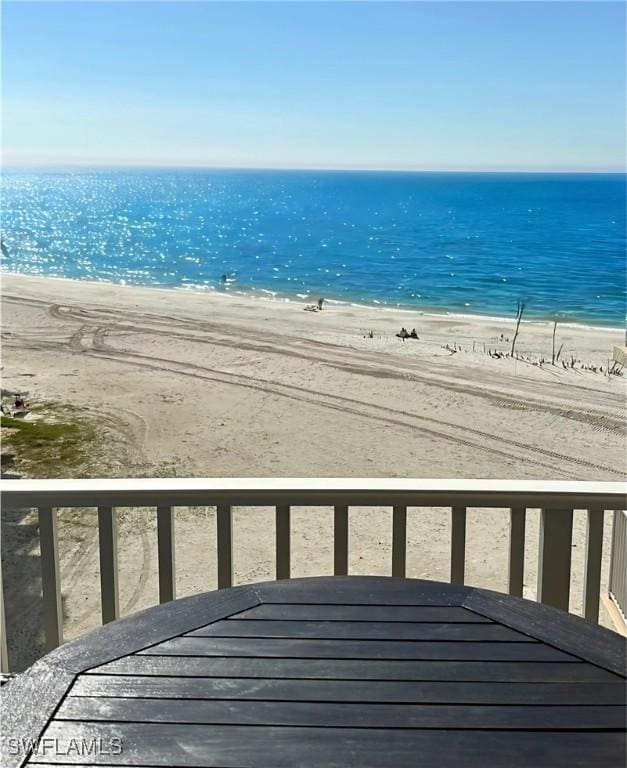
(275, 505, 291, 580)
(157, 506, 176, 603)
(508, 507, 526, 597)
(537, 508, 573, 611)
(216, 505, 233, 589)
(39, 506, 63, 650)
(334, 505, 349, 576)
(0, 562, 8, 673)
(608, 510, 626, 624)
(450, 506, 467, 585)
(608, 511, 617, 598)
(98, 506, 119, 624)
(392, 505, 407, 577)
(583, 508, 604, 623)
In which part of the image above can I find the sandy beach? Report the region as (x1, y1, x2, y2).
(1, 273, 625, 667)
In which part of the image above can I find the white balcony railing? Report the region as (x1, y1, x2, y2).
(1, 478, 625, 673)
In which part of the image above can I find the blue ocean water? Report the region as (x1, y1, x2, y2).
(1, 169, 625, 327)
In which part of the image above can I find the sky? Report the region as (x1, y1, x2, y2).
(2, 1, 625, 171)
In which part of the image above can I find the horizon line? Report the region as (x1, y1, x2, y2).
(2, 161, 626, 175)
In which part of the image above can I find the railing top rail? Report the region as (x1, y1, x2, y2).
(1, 478, 625, 510)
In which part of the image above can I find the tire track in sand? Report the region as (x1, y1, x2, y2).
(3, 296, 623, 476)
(73, 326, 623, 478)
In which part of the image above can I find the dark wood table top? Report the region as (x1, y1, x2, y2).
(2, 576, 626, 767)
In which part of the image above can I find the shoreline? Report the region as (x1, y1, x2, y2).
(2, 270, 624, 334)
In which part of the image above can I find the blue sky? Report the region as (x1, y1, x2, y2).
(2, 1, 625, 171)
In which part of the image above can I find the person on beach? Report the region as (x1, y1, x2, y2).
(410, 329, 419, 339)
(396, 327, 409, 341)
(317, 298, 324, 310)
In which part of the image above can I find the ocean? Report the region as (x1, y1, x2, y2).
(1, 169, 625, 327)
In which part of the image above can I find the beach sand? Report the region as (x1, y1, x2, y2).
(1, 273, 625, 668)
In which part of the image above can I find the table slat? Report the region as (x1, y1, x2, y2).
(71, 675, 627, 705)
(91, 656, 616, 681)
(186, 619, 533, 642)
(232, 604, 491, 622)
(57, 697, 626, 730)
(28, 723, 627, 767)
(138, 636, 576, 661)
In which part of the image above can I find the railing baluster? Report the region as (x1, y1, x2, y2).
(39, 506, 63, 650)
(0, 563, 8, 673)
(609, 511, 627, 623)
(508, 507, 526, 596)
(392, 505, 407, 577)
(97, 506, 119, 624)
(334, 505, 349, 576)
(157, 506, 176, 603)
(537, 508, 573, 611)
(275, 505, 291, 580)
(583, 508, 604, 623)
(216, 505, 233, 589)
(450, 506, 466, 584)
(608, 511, 617, 600)
(619, 511, 626, 619)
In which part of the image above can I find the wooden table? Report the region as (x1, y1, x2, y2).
(2, 576, 625, 767)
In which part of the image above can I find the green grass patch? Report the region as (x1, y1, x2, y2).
(2, 416, 81, 442)
(2, 413, 96, 477)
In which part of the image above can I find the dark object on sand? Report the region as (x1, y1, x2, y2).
(396, 327, 409, 340)
(410, 329, 419, 339)
(305, 298, 326, 313)
(9, 395, 30, 415)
